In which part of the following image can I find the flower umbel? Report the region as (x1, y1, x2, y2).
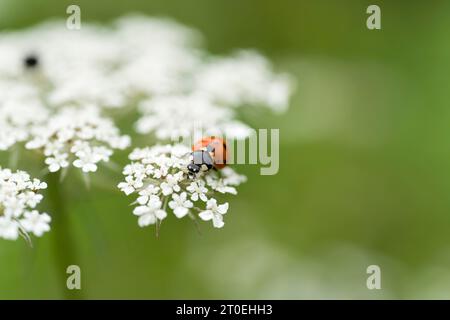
(199, 199, 229, 228)
(0, 168, 51, 241)
(25, 106, 130, 174)
(118, 144, 246, 231)
(0, 15, 292, 239)
(136, 94, 252, 140)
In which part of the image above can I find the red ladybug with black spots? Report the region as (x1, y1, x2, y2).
(187, 137, 227, 176)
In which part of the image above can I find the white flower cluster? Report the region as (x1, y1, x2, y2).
(0, 16, 201, 107)
(135, 50, 293, 140)
(0, 22, 140, 173)
(25, 106, 130, 173)
(0, 15, 292, 167)
(0, 168, 51, 241)
(136, 94, 251, 140)
(0, 82, 49, 150)
(194, 50, 294, 112)
(0, 15, 292, 235)
(118, 145, 246, 230)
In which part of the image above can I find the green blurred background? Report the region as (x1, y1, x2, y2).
(1, 0, 450, 299)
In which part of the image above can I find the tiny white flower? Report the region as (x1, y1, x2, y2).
(3, 199, 26, 218)
(133, 195, 166, 227)
(20, 211, 51, 237)
(71, 140, 90, 154)
(169, 192, 193, 218)
(21, 191, 43, 208)
(123, 163, 145, 176)
(0, 217, 19, 240)
(73, 155, 98, 173)
(199, 198, 229, 228)
(221, 167, 248, 185)
(118, 176, 141, 195)
(44, 140, 64, 156)
(186, 180, 208, 202)
(137, 184, 160, 205)
(57, 127, 76, 142)
(152, 165, 169, 179)
(45, 153, 69, 173)
(93, 146, 113, 162)
(160, 173, 182, 196)
(206, 176, 237, 195)
(144, 164, 154, 175)
(30, 179, 47, 190)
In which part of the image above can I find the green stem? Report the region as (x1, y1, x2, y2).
(47, 171, 84, 299)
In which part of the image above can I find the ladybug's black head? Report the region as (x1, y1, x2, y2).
(187, 150, 214, 177)
(187, 163, 201, 174)
(24, 54, 39, 69)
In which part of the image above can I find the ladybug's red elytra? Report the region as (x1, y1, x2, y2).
(187, 137, 228, 176)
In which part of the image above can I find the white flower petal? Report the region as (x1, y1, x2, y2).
(133, 206, 150, 216)
(173, 206, 189, 218)
(155, 209, 167, 220)
(212, 215, 225, 228)
(138, 213, 156, 227)
(217, 203, 229, 215)
(199, 210, 213, 221)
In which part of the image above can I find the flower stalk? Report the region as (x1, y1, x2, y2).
(46, 171, 83, 299)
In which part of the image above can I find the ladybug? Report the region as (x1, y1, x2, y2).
(187, 137, 227, 176)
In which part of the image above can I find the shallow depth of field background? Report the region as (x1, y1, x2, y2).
(1, 0, 450, 299)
